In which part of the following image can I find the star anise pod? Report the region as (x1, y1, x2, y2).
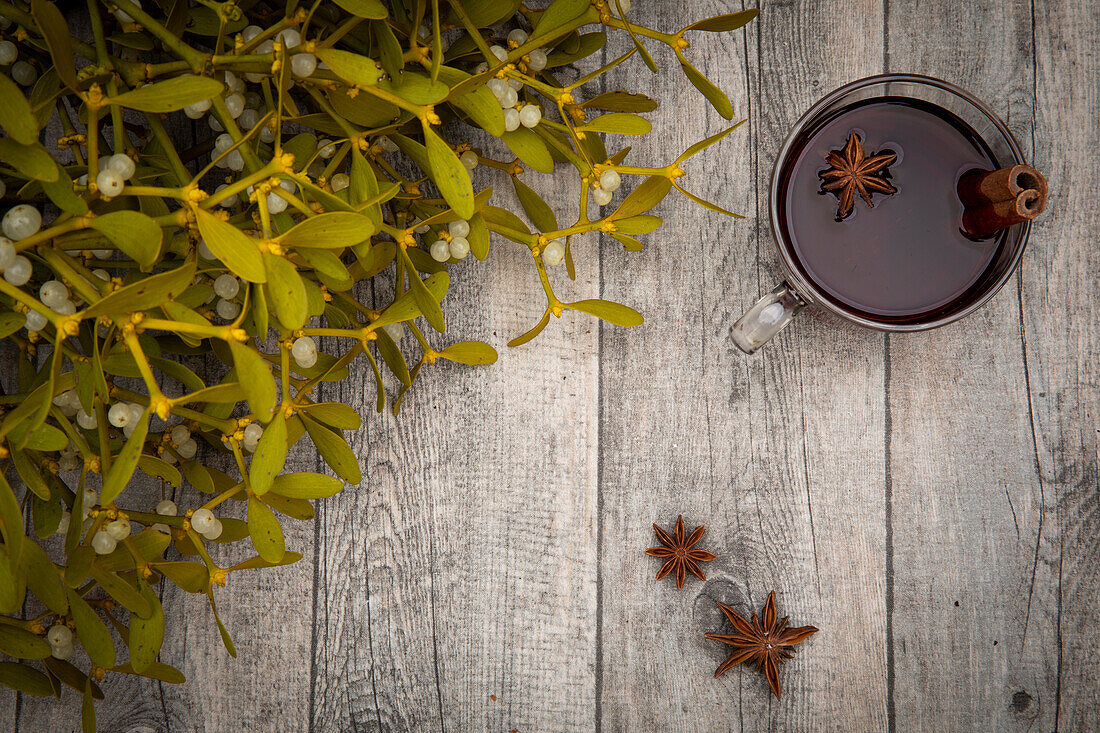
(818, 131, 898, 220)
(704, 591, 818, 699)
(645, 515, 716, 589)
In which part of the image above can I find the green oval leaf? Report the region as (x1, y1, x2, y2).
(44, 658, 103, 698)
(370, 270, 447, 328)
(302, 415, 361, 484)
(155, 561, 208, 593)
(0, 73, 38, 144)
(110, 76, 225, 113)
(260, 492, 314, 520)
(300, 402, 361, 430)
(207, 593, 236, 657)
(0, 625, 50, 660)
(532, 0, 589, 37)
(547, 31, 607, 68)
(580, 90, 658, 113)
(41, 165, 88, 215)
(67, 589, 115, 667)
(511, 177, 557, 233)
(278, 212, 374, 248)
(269, 472, 344, 500)
(507, 309, 551, 347)
(446, 0, 520, 27)
(316, 49, 383, 87)
(611, 231, 643, 251)
(379, 72, 449, 104)
(610, 175, 672, 219)
(501, 128, 554, 174)
(332, 0, 388, 19)
(0, 662, 54, 696)
(90, 567, 151, 619)
(89, 211, 162, 267)
(579, 112, 652, 135)
(32, 0, 78, 90)
(614, 214, 662, 234)
(436, 67, 505, 136)
(99, 408, 149, 506)
(22, 541, 67, 615)
(423, 122, 474, 219)
(679, 55, 733, 120)
(467, 213, 490, 260)
(681, 9, 758, 33)
(480, 206, 532, 241)
(0, 139, 58, 182)
(676, 120, 745, 164)
(193, 208, 266, 282)
(137, 455, 182, 486)
(249, 410, 287, 496)
(263, 253, 308, 330)
(438, 341, 498, 365)
(127, 579, 163, 673)
(247, 497, 285, 563)
(406, 258, 445, 333)
(83, 260, 197, 318)
(23, 423, 67, 451)
(111, 660, 184, 683)
(228, 551, 303, 572)
(568, 298, 644, 326)
(229, 341, 276, 421)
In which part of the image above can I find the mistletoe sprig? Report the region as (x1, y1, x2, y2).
(0, 0, 754, 724)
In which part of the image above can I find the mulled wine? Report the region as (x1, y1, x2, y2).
(774, 97, 1004, 323)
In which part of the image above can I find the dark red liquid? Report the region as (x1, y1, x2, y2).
(776, 98, 1005, 322)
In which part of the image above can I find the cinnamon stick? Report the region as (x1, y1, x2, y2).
(957, 164, 1048, 239)
(957, 164, 1048, 208)
(962, 188, 1045, 239)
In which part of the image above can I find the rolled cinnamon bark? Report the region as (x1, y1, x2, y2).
(962, 188, 1045, 239)
(957, 164, 1048, 208)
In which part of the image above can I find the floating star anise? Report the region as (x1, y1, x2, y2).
(818, 131, 898, 220)
(704, 591, 818, 699)
(645, 515, 716, 589)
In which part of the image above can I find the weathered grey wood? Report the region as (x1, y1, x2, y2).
(308, 156, 600, 730)
(596, 0, 889, 730)
(7, 1, 1100, 730)
(884, 2, 1061, 730)
(1026, 1, 1100, 729)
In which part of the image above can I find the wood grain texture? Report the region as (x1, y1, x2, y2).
(884, 2, 1060, 729)
(308, 156, 600, 731)
(1027, 0, 1100, 729)
(596, 1, 888, 730)
(6, 1, 1100, 731)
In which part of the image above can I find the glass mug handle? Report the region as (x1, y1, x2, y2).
(730, 282, 807, 354)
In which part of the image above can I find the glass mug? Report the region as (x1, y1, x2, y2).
(731, 74, 1032, 354)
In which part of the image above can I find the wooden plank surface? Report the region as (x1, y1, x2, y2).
(1026, 1, 1100, 729)
(309, 165, 600, 731)
(882, 1, 1061, 730)
(596, 0, 889, 730)
(5, 0, 1100, 731)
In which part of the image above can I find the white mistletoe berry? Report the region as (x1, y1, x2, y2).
(213, 273, 240, 299)
(91, 530, 117, 555)
(190, 508, 215, 533)
(3, 205, 42, 240)
(449, 237, 470, 260)
(543, 239, 565, 266)
(96, 169, 124, 199)
(291, 336, 318, 368)
(430, 239, 451, 262)
(106, 154, 136, 179)
(4, 256, 31, 286)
